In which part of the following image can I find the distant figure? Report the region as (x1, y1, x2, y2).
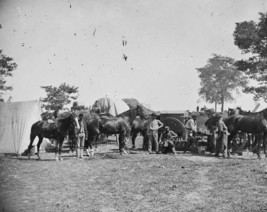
(92, 101, 101, 114)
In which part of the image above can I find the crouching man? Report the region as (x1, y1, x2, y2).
(159, 126, 177, 154)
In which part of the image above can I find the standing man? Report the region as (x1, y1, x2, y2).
(148, 112, 164, 154)
(206, 112, 216, 153)
(76, 113, 88, 159)
(184, 113, 198, 152)
(215, 114, 229, 158)
(185, 113, 198, 141)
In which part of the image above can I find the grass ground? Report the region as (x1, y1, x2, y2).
(1, 136, 267, 212)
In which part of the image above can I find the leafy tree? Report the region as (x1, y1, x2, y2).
(0, 50, 17, 100)
(41, 83, 79, 111)
(197, 54, 248, 112)
(233, 12, 267, 101)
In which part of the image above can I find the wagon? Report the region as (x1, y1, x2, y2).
(159, 110, 211, 153)
(159, 110, 186, 138)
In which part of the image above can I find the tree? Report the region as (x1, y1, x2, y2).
(233, 12, 267, 101)
(0, 50, 18, 100)
(41, 83, 79, 111)
(197, 54, 248, 112)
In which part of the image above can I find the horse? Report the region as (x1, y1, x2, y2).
(84, 113, 101, 154)
(98, 115, 131, 154)
(117, 105, 149, 149)
(85, 105, 147, 154)
(28, 112, 79, 161)
(67, 124, 78, 154)
(228, 107, 251, 116)
(228, 107, 256, 151)
(130, 117, 150, 149)
(205, 110, 267, 159)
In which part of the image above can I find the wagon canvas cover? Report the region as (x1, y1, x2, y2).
(95, 97, 130, 116)
(0, 100, 43, 154)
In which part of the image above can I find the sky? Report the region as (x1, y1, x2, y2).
(0, 0, 266, 111)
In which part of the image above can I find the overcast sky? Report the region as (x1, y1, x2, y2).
(0, 0, 266, 111)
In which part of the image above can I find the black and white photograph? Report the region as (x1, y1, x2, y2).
(0, 0, 267, 211)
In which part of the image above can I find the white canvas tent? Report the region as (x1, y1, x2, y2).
(0, 100, 48, 154)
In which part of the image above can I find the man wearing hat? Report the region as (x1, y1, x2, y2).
(159, 126, 177, 154)
(185, 113, 198, 138)
(147, 112, 164, 154)
(184, 112, 198, 151)
(76, 113, 88, 159)
(215, 114, 229, 157)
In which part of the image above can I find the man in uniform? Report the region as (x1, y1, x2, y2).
(159, 126, 177, 154)
(215, 114, 229, 157)
(184, 112, 198, 152)
(76, 113, 88, 159)
(147, 112, 164, 154)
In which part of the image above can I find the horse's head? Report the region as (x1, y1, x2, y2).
(205, 116, 219, 131)
(135, 104, 148, 119)
(58, 112, 80, 133)
(236, 107, 251, 115)
(228, 108, 235, 116)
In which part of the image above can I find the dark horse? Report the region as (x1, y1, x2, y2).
(130, 117, 150, 149)
(117, 105, 148, 149)
(28, 112, 79, 161)
(86, 105, 146, 154)
(228, 107, 255, 150)
(98, 116, 131, 154)
(205, 109, 267, 159)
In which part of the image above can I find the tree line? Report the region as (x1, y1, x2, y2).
(0, 13, 266, 112)
(197, 12, 267, 112)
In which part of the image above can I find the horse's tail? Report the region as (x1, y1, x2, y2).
(30, 121, 42, 139)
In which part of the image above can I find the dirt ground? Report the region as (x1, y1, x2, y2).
(1, 136, 267, 212)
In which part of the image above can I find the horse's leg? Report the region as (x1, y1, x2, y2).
(36, 136, 43, 160)
(55, 139, 59, 161)
(263, 132, 267, 159)
(251, 134, 258, 153)
(58, 138, 64, 161)
(256, 133, 262, 160)
(94, 134, 99, 151)
(86, 137, 92, 156)
(115, 134, 119, 146)
(68, 135, 74, 153)
(119, 133, 127, 155)
(118, 134, 122, 151)
(227, 133, 236, 158)
(143, 132, 149, 151)
(72, 137, 76, 154)
(90, 136, 97, 156)
(28, 133, 36, 159)
(131, 132, 137, 149)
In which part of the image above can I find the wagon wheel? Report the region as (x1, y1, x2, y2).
(161, 117, 186, 141)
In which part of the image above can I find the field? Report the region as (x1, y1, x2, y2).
(1, 137, 267, 212)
